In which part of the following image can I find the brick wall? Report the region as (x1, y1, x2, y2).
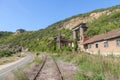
(85, 38, 120, 55)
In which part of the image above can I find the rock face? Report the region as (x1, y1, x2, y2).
(59, 9, 120, 30)
(15, 29, 26, 35)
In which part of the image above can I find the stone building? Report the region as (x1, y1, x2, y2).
(72, 23, 120, 55)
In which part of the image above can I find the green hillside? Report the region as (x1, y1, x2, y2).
(1, 5, 120, 52)
(0, 31, 13, 38)
(86, 10, 120, 37)
(0, 29, 72, 52)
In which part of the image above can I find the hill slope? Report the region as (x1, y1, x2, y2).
(1, 5, 120, 52)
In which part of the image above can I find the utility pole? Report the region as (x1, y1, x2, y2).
(58, 32, 61, 49)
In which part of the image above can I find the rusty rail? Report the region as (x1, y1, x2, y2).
(33, 54, 64, 80)
(33, 54, 47, 80)
(52, 55, 64, 80)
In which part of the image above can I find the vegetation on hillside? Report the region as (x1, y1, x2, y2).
(0, 50, 14, 58)
(0, 5, 120, 53)
(86, 11, 120, 37)
(0, 29, 72, 52)
(47, 5, 120, 30)
(0, 31, 13, 38)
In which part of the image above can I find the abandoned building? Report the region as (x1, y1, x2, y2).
(72, 23, 89, 51)
(72, 23, 120, 55)
(53, 34, 72, 49)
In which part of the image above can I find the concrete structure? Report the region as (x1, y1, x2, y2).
(72, 23, 89, 51)
(72, 23, 120, 55)
(53, 34, 72, 49)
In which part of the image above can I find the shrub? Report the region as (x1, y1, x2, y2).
(0, 50, 13, 58)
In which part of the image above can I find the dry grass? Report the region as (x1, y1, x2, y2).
(0, 54, 25, 65)
(53, 52, 120, 80)
(5, 52, 42, 80)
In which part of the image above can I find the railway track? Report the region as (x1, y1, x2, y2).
(33, 53, 64, 80)
(33, 54, 47, 80)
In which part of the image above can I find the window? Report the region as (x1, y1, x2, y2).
(95, 43, 98, 48)
(104, 41, 109, 48)
(88, 44, 92, 49)
(116, 39, 120, 46)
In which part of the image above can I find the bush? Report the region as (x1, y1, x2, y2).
(0, 50, 13, 58)
(73, 39, 78, 51)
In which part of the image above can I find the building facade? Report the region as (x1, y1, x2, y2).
(72, 23, 120, 55)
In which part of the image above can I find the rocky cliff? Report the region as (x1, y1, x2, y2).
(62, 8, 120, 30)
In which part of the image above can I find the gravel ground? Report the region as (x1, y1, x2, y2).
(25, 54, 77, 80)
(36, 56, 62, 80)
(56, 60, 77, 80)
(24, 63, 41, 80)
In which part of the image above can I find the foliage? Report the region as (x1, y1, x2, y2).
(0, 31, 13, 38)
(0, 50, 14, 58)
(13, 69, 29, 80)
(53, 52, 120, 80)
(85, 11, 120, 37)
(0, 28, 72, 52)
(73, 39, 78, 51)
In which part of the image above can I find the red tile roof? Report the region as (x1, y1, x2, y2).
(84, 28, 120, 44)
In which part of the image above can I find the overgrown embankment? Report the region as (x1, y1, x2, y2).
(5, 52, 42, 80)
(0, 50, 22, 65)
(53, 52, 120, 80)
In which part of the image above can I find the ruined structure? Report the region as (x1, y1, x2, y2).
(72, 23, 120, 55)
(53, 34, 72, 49)
(72, 23, 89, 51)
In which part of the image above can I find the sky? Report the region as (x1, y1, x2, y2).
(0, 0, 120, 32)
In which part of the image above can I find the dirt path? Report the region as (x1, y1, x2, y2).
(56, 60, 77, 80)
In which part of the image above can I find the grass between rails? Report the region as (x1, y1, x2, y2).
(52, 52, 120, 80)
